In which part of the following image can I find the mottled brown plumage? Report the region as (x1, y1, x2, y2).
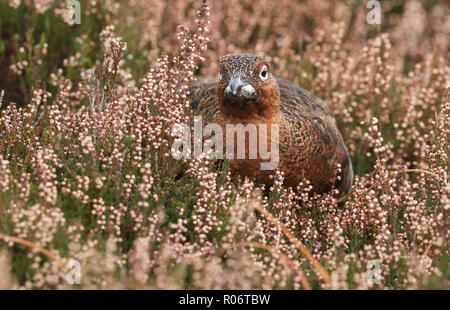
(189, 54, 353, 197)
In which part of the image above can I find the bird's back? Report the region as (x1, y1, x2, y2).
(190, 77, 332, 122)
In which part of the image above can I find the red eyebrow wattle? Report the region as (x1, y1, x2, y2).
(259, 64, 267, 71)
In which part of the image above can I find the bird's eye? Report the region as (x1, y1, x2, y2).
(259, 65, 268, 80)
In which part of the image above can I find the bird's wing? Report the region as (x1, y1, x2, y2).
(277, 78, 338, 151)
(277, 78, 331, 117)
(189, 81, 219, 124)
(277, 77, 353, 197)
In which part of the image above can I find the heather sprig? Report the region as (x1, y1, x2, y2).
(0, 0, 448, 290)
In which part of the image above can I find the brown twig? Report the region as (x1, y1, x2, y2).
(423, 241, 434, 258)
(0, 233, 66, 269)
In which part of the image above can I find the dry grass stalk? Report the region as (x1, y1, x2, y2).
(254, 204, 331, 284)
(230, 241, 312, 290)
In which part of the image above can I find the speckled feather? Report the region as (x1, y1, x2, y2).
(189, 54, 353, 197)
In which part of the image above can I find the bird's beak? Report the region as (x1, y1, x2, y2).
(224, 78, 258, 103)
(229, 78, 245, 95)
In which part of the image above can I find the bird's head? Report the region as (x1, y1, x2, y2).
(216, 54, 280, 118)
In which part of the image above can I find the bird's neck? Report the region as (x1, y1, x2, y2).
(219, 97, 281, 124)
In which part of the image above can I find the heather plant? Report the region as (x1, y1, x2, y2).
(0, 0, 448, 290)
